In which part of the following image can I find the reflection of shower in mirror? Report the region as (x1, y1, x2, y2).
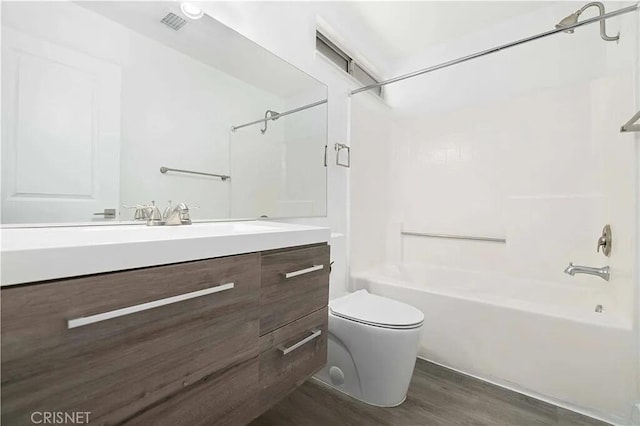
(0, 1, 328, 224)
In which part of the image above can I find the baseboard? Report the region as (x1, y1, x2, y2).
(416, 356, 621, 426)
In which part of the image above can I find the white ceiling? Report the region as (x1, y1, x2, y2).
(79, 1, 324, 98)
(331, 1, 561, 63)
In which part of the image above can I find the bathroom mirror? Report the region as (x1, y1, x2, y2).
(1, 1, 328, 225)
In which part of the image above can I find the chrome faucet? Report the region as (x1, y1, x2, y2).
(124, 201, 192, 226)
(145, 201, 164, 226)
(123, 202, 165, 225)
(564, 262, 610, 281)
(165, 202, 192, 226)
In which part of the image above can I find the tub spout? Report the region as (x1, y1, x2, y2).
(564, 262, 610, 281)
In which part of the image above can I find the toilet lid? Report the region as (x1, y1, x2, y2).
(329, 290, 424, 329)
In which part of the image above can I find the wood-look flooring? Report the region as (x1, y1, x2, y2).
(250, 359, 610, 426)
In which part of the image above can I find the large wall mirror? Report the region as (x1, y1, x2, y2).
(1, 1, 328, 225)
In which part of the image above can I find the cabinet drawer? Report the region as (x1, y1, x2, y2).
(260, 244, 329, 334)
(259, 307, 328, 410)
(1, 254, 260, 425)
(126, 356, 260, 426)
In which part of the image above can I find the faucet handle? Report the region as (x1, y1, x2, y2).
(177, 203, 192, 225)
(163, 200, 173, 219)
(146, 201, 164, 226)
(596, 224, 612, 257)
(122, 204, 150, 221)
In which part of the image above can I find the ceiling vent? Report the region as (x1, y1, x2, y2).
(161, 12, 187, 31)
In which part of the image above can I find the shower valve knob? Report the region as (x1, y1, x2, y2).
(596, 224, 612, 257)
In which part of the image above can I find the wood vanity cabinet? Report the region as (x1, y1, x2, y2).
(1, 243, 330, 426)
(260, 245, 330, 335)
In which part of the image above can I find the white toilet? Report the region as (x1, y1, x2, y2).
(315, 289, 424, 407)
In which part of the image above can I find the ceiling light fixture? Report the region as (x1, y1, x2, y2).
(180, 2, 204, 20)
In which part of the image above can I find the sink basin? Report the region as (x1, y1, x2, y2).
(1, 221, 330, 286)
(2, 221, 295, 249)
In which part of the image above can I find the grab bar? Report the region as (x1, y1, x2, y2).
(160, 166, 230, 181)
(620, 110, 640, 133)
(401, 231, 506, 244)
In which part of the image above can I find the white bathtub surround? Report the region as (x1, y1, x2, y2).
(353, 265, 634, 424)
(380, 2, 637, 321)
(315, 289, 423, 407)
(349, 95, 393, 274)
(0, 221, 329, 286)
(390, 70, 635, 311)
(346, 3, 638, 424)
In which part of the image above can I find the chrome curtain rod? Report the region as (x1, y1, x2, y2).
(401, 231, 506, 244)
(160, 166, 230, 181)
(351, 3, 639, 95)
(231, 99, 327, 132)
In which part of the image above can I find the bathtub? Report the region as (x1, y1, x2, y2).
(351, 264, 636, 425)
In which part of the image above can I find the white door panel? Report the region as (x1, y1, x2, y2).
(2, 27, 121, 223)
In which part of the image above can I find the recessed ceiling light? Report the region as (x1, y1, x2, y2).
(180, 2, 204, 20)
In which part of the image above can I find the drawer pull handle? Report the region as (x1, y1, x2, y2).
(67, 282, 235, 329)
(278, 329, 322, 355)
(284, 264, 324, 279)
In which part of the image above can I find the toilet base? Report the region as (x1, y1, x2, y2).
(312, 375, 408, 408)
(314, 312, 422, 407)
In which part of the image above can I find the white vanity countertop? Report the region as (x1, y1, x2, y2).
(1, 221, 330, 286)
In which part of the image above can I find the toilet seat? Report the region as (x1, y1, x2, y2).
(329, 290, 424, 330)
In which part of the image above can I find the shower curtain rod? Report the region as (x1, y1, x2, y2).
(230, 3, 637, 131)
(231, 99, 327, 132)
(351, 3, 639, 95)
